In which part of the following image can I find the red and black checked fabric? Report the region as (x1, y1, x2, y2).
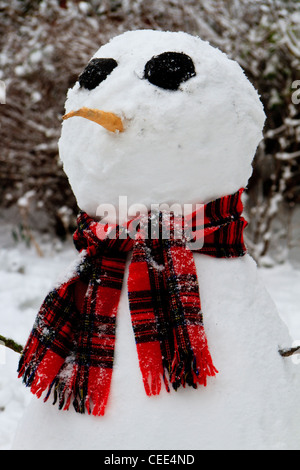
(18, 189, 247, 416)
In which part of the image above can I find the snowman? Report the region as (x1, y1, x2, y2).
(13, 30, 300, 450)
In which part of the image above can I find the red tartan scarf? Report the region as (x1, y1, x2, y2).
(18, 189, 247, 416)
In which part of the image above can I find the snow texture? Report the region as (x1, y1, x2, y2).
(59, 30, 265, 221)
(4, 30, 300, 450)
(2, 241, 300, 450)
(0, 236, 299, 450)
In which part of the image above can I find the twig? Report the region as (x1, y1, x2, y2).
(279, 346, 300, 357)
(19, 207, 44, 258)
(1, 331, 299, 363)
(0, 335, 23, 354)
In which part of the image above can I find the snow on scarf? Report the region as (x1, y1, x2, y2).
(18, 189, 247, 416)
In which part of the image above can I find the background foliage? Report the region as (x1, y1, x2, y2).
(1, 0, 299, 263)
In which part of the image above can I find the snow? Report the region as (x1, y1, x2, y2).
(0, 228, 77, 450)
(59, 30, 265, 220)
(2, 30, 299, 450)
(259, 263, 300, 340)
(1, 233, 299, 450)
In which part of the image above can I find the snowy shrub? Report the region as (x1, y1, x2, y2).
(0, 0, 299, 263)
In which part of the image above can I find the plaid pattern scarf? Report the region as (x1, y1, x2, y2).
(18, 189, 247, 416)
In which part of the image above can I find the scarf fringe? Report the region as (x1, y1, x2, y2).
(45, 369, 112, 417)
(186, 324, 218, 386)
(169, 326, 218, 391)
(18, 351, 112, 416)
(135, 326, 217, 396)
(136, 341, 167, 396)
(18, 348, 65, 400)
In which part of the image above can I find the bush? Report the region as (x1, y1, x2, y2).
(1, 0, 299, 262)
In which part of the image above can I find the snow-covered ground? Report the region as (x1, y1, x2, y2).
(0, 226, 77, 451)
(0, 225, 299, 450)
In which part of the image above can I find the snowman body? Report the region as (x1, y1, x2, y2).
(13, 30, 300, 450)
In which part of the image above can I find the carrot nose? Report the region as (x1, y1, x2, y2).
(62, 107, 124, 133)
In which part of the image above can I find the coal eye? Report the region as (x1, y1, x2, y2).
(78, 58, 118, 90)
(144, 52, 196, 91)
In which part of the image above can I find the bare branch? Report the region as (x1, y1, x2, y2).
(1, 331, 298, 360)
(0, 335, 23, 355)
(279, 346, 300, 357)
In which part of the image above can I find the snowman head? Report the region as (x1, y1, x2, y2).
(59, 30, 265, 221)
